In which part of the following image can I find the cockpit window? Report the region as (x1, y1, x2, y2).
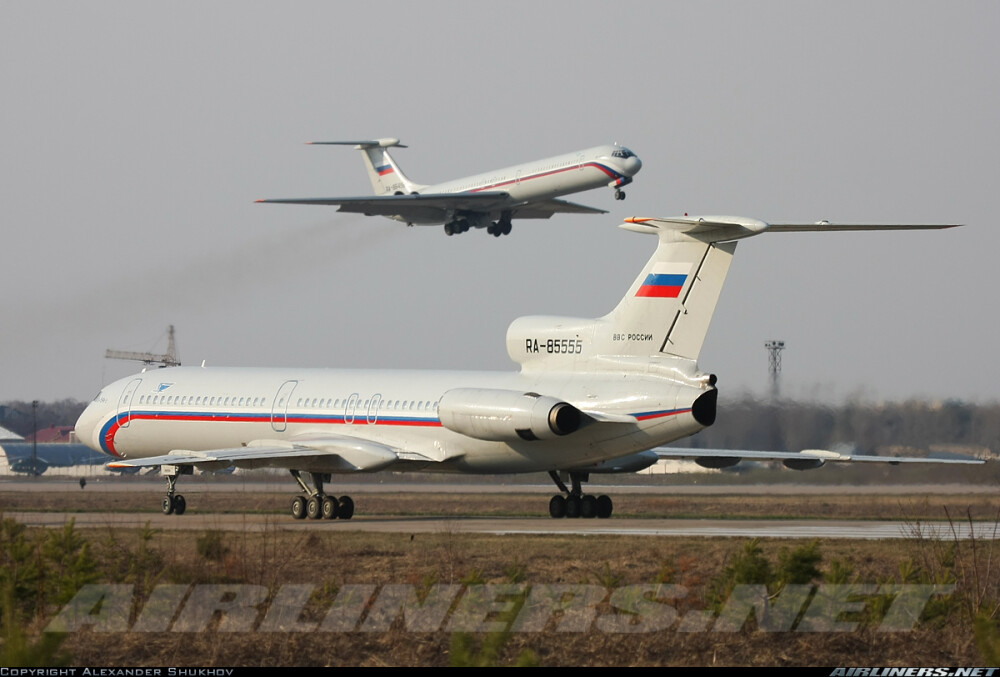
(611, 147, 635, 159)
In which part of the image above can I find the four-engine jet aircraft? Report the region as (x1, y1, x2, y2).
(74, 216, 977, 521)
(255, 139, 642, 237)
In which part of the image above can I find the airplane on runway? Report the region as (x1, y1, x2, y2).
(255, 139, 642, 237)
(74, 216, 979, 521)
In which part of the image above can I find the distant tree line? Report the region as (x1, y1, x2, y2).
(680, 396, 999, 458)
(0, 400, 87, 438)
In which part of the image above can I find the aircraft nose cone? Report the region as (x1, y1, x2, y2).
(74, 403, 102, 453)
(625, 155, 642, 176)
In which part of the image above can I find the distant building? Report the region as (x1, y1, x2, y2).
(24, 425, 76, 444)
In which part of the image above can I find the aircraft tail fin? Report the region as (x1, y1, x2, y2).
(507, 216, 958, 371)
(308, 138, 421, 196)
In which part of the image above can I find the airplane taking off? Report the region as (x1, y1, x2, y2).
(74, 216, 977, 521)
(255, 140, 642, 237)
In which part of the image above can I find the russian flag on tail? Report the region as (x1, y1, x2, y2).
(375, 164, 394, 176)
(636, 263, 691, 298)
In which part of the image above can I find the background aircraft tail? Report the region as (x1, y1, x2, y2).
(309, 138, 420, 196)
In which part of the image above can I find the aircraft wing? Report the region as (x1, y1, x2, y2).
(105, 434, 438, 474)
(256, 192, 514, 215)
(654, 447, 985, 470)
(511, 198, 608, 218)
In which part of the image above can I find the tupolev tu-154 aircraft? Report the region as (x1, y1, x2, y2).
(74, 216, 979, 521)
(255, 139, 642, 237)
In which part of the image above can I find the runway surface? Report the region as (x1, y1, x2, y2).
(7, 511, 996, 540)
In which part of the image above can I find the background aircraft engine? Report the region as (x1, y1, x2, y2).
(438, 388, 583, 442)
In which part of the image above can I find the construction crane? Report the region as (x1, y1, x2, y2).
(105, 325, 180, 367)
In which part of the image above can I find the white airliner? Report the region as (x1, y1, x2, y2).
(74, 216, 977, 521)
(255, 139, 642, 237)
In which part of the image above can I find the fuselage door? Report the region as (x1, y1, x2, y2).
(367, 393, 383, 424)
(117, 378, 142, 429)
(345, 393, 360, 424)
(271, 380, 298, 432)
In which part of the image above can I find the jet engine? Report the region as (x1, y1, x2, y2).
(438, 388, 583, 442)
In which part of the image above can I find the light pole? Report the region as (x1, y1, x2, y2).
(31, 400, 38, 477)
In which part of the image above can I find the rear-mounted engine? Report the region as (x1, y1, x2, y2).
(438, 388, 583, 442)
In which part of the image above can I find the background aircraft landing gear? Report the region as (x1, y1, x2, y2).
(488, 212, 513, 237)
(289, 470, 355, 521)
(547, 470, 613, 519)
(444, 219, 470, 236)
(614, 189, 626, 201)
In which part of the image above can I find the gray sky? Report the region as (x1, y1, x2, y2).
(2, 2, 997, 403)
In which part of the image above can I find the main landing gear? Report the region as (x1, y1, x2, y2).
(546, 470, 613, 519)
(289, 470, 355, 521)
(160, 466, 192, 515)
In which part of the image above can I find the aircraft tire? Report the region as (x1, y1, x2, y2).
(596, 495, 613, 519)
(565, 495, 581, 519)
(444, 223, 454, 236)
(161, 496, 174, 515)
(580, 494, 597, 519)
(548, 495, 566, 518)
(306, 496, 323, 519)
(291, 496, 307, 520)
(173, 495, 187, 516)
(502, 222, 512, 235)
(322, 496, 338, 520)
(338, 496, 355, 520)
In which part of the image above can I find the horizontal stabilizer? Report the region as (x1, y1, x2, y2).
(307, 138, 407, 149)
(767, 222, 961, 232)
(620, 216, 960, 242)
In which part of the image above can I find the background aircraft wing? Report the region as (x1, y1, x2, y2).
(105, 434, 439, 474)
(654, 447, 985, 469)
(511, 198, 608, 218)
(256, 192, 513, 216)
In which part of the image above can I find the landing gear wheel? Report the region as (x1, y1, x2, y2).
(565, 494, 581, 518)
(173, 494, 186, 516)
(493, 228, 502, 237)
(596, 495, 613, 519)
(291, 496, 307, 520)
(580, 494, 597, 519)
(549, 495, 566, 518)
(306, 496, 323, 519)
(338, 496, 355, 520)
(615, 189, 626, 200)
(487, 222, 497, 235)
(444, 223, 454, 236)
(322, 495, 338, 520)
(502, 221, 511, 235)
(162, 496, 174, 515)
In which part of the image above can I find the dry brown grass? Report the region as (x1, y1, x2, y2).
(46, 528, 990, 666)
